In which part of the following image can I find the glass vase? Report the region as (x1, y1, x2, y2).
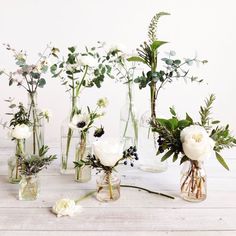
(96, 171, 120, 202)
(19, 174, 40, 201)
(8, 139, 24, 183)
(61, 97, 80, 174)
(138, 110, 168, 172)
(25, 92, 44, 155)
(74, 131, 92, 182)
(120, 82, 139, 149)
(180, 160, 207, 202)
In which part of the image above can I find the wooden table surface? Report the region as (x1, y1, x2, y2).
(0, 146, 236, 236)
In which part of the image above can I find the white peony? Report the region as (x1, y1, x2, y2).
(52, 198, 82, 217)
(11, 124, 31, 140)
(69, 113, 90, 130)
(93, 139, 123, 167)
(180, 125, 215, 161)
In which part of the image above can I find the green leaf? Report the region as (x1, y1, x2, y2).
(50, 64, 57, 74)
(38, 78, 46, 88)
(216, 152, 229, 170)
(212, 120, 220, 124)
(161, 149, 174, 162)
(151, 40, 168, 51)
(178, 119, 191, 129)
(186, 113, 193, 123)
(173, 152, 178, 162)
(127, 56, 146, 64)
(168, 118, 178, 130)
(180, 155, 189, 165)
(169, 107, 176, 116)
(68, 46, 76, 53)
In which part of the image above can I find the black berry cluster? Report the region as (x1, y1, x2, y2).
(123, 146, 138, 167)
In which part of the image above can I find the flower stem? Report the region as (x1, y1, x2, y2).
(75, 190, 96, 204)
(120, 184, 175, 199)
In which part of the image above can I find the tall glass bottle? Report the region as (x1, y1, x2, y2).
(74, 131, 92, 182)
(138, 110, 168, 172)
(120, 82, 138, 149)
(8, 139, 24, 183)
(25, 92, 44, 155)
(60, 96, 79, 174)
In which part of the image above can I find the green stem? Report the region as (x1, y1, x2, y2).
(75, 190, 96, 204)
(108, 172, 113, 200)
(120, 184, 175, 199)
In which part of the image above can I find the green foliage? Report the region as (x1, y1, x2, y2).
(151, 94, 236, 170)
(20, 145, 56, 175)
(8, 102, 31, 127)
(148, 12, 170, 42)
(199, 94, 216, 130)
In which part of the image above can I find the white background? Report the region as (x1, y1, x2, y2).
(0, 0, 235, 158)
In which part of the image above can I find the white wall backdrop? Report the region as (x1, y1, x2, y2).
(0, 0, 235, 157)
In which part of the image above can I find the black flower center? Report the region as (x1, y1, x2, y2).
(76, 121, 86, 128)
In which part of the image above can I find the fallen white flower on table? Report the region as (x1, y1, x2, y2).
(52, 198, 82, 217)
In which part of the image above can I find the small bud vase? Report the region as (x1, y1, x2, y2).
(96, 171, 120, 202)
(19, 174, 40, 201)
(180, 160, 207, 202)
(74, 132, 92, 183)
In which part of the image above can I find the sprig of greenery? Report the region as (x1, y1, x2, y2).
(199, 94, 216, 130)
(148, 12, 170, 42)
(74, 146, 138, 173)
(19, 146, 56, 175)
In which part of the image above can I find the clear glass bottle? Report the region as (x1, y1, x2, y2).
(138, 110, 168, 172)
(120, 82, 138, 149)
(96, 171, 120, 202)
(25, 92, 44, 155)
(19, 174, 40, 201)
(180, 160, 207, 202)
(74, 132, 92, 182)
(8, 139, 24, 184)
(60, 97, 80, 174)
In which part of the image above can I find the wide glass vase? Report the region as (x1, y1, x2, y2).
(120, 82, 139, 149)
(8, 139, 24, 183)
(180, 160, 207, 202)
(96, 171, 120, 202)
(60, 99, 80, 174)
(74, 132, 92, 182)
(19, 174, 40, 201)
(25, 92, 44, 155)
(138, 110, 168, 172)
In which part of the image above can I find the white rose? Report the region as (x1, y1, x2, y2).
(180, 125, 215, 161)
(52, 198, 82, 217)
(69, 113, 90, 130)
(93, 139, 123, 167)
(11, 124, 31, 140)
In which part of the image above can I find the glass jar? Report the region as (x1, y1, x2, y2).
(8, 139, 24, 183)
(19, 174, 40, 201)
(74, 132, 92, 182)
(120, 82, 139, 149)
(138, 110, 168, 172)
(25, 92, 44, 155)
(60, 97, 80, 174)
(96, 171, 120, 202)
(180, 160, 207, 202)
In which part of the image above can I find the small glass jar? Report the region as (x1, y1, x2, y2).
(180, 160, 207, 202)
(96, 171, 120, 202)
(74, 132, 92, 183)
(19, 174, 40, 201)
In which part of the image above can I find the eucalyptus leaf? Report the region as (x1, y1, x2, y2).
(216, 152, 229, 170)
